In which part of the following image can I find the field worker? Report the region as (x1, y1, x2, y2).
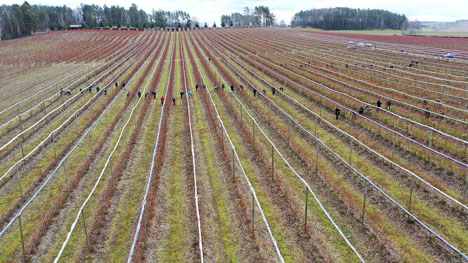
(145, 92, 149, 98)
(180, 91, 185, 98)
(115, 81, 118, 88)
(60, 88, 64, 95)
(376, 100, 382, 108)
(88, 85, 92, 93)
(253, 88, 257, 96)
(122, 81, 126, 88)
(127, 92, 130, 99)
(345, 64, 348, 68)
(271, 87, 276, 95)
(195, 84, 199, 91)
(335, 107, 341, 120)
(188, 91, 193, 97)
(359, 106, 364, 115)
(386, 100, 392, 109)
(203, 84, 206, 89)
(240, 85, 244, 91)
(152, 91, 156, 99)
(172, 97, 176, 106)
(97, 86, 100, 93)
(262, 89, 266, 95)
(280, 86, 284, 92)
(214, 85, 219, 92)
(423, 99, 428, 105)
(231, 85, 234, 92)
(425, 108, 430, 118)
(137, 91, 141, 98)
(222, 84, 225, 90)
(161, 96, 165, 105)
(66, 90, 71, 95)
(79, 88, 83, 93)
(104, 89, 107, 95)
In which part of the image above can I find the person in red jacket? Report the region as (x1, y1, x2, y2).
(161, 96, 165, 105)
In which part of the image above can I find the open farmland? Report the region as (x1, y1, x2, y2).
(1, 27, 468, 262)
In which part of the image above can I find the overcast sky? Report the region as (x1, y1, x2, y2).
(4, 0, 468, 25)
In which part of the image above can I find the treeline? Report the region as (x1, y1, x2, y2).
(0, 1, 191, 40)
(291, 7, 408, 30)
(220, 6, 275, 27)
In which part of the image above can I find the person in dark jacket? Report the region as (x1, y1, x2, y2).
(231, 85, 234, 92)
(172, 97, 176, 106)
(377, 100, 382, 108)
(386, 100, 392, 109)
(271, 87, 276, 95)
(137, 91, 141, 98)
(335, 107, 341, 120)
(195, 84, 199, 91)
(253, 88, 257, 96)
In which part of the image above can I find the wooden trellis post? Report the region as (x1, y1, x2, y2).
(408, 177, 415, 213)
(81, 208, 91, 250)
(16, 166, 23, 198)
(63, 160, 69, 192)
(18, 116, 25, 158)
(251, 193, 255, 234)
(304, 186, 309, 232)
(232, 149, 235, 182)
(88, 128, 93, 152)
(252, 119, 255, 142)
(52, 132, 57, 162)
(105, 111, 109, 132)
(18, 215, 27, 263)
(271, 145, 274, 179)
(348, 118, 353, 165)
(361, 181, 368, 224)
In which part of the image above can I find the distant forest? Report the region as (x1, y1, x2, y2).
(291, 7, 408, 30)
(0, 1, 191, 40)
(220, 6, 275, 27)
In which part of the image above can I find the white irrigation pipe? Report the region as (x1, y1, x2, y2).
(0, 32, 145, 120)
(0, 32, 159, 184)
(207, 32, 468, 168)
(197, 33, 364, 262)
(0, 47, 140, 240)
(300, 31, 468, 63)
(253, 33, 468, 107)
(180, 32, 204, 263)
(222, 36, 468, 211)
(0, 34, 152, 151)
(222, 31, 468, 127)
(288, 32, 468, 84)
(0, 33, 149, 131)
(127, 33, 175, 263)
(270, 50, 468, 121)
(201, 31, 468, 260)
(53, 31, 166, 263)
(189, 30, 285, 263)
